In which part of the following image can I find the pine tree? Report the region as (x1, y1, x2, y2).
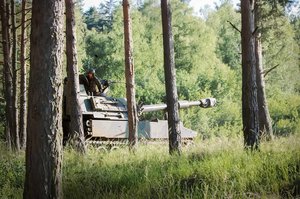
(24, 0, 64, 197)
(65, 0, 86, 153)
(241, 0, 260, 150)
(161, 0, 181, 154)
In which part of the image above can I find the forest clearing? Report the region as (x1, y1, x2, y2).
(0, 0, 300, 198)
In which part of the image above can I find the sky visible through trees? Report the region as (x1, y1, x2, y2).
(82, 0, 240, 12)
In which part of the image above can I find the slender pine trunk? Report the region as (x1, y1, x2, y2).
(19, 0, 27, 149)
(161, 0, 181, 155)
(254, 0, 273, 141)
(65, 0, 86, 153)
(241, 0, 260, 150)
(11, 0, 20, 151)
(1, 0, 15, 150)
(123, 0, 138, 151)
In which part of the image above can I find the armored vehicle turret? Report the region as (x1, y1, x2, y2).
(63, 77, 216, 146)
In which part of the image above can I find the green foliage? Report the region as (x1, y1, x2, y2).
(83, 0, 242, 137)
(80, 0, 299, 138)
(75, 5, 88, 68)
(259, 2, 300, 94)
(83, 0, 118, 32)
(206, 1, 241, 70)
(83, 7, 104, 31)
(1, 135, 299, 198)
(0, 144, 24, 199)
(269, 91, 300, 136)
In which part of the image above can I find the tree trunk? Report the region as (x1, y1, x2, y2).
(11, 0, 20, 151)
(123, 0, 138, 151)
(241, 0, 260, 150)
(23, 0, 64, 198)
(19, 0, 27, 149)
(255, 36, 273, 140)
(65, 0, 86, 153)
(161, 0, 181, 155)
(255, 0, 273, 141)
(0, 0, 15, 150)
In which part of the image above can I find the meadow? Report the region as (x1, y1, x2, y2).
(1, 134, 299, 199)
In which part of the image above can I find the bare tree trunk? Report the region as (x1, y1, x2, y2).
(161, 0, 181, 155)
(1, 0, 14, 150)
(23, 0, 64, 198)
(123, 0, 138, 151)
(255, 36, 273, 140)
(10, 0, 20, 151)
(65, 0, 86, 153)
(241, 0, 260, 150)
(19, 0, 27, 149)
(255, 0, 273, 141)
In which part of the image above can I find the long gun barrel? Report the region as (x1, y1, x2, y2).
(139, 98, 216, 114)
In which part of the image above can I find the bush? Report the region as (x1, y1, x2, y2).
(269, 92, 300, 136)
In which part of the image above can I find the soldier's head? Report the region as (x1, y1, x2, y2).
(87, 69, 95, 79)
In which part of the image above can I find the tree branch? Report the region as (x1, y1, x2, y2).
(227, 21, 241, 34)
(263, 64, 279, 77)
(25, 9, 32, 16)
(15, 7, 32, 15)
(265, 45, 285, 67)
(252, 26, 259, 36)
(25, 21, 31, 29)
(16, 18, 31, 29)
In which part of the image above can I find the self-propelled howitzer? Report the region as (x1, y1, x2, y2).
(63, 80, 216, 146)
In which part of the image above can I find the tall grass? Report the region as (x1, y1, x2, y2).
(63, 135, 300, 199)
(0, 143, 25, 198)
(0, 134, 299, 199)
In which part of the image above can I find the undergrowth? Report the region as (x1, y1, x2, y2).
(0, 134, 299, 199)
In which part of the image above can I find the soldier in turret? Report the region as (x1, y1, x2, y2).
(80, 69, 109, 96)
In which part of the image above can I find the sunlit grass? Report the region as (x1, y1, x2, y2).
(0, 134, 299, 199)
(63, 134, 300, 198)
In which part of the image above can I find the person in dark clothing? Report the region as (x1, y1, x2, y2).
(82, 69, 109, 96)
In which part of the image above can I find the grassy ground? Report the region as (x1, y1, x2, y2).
(0, 134, 299, 199)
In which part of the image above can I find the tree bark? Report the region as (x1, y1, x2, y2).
(161, 0, 181, 155)
(11, 0, 20, 151)
(241, 0, 260, 150)
(254, 0, 273, 141)
(23, 0, 64, 198)
(123, 0, 138, 151)
(65, 0, 86, 153)
(0, 0, 14, 150)
(19, 0, 27, 149)
(255, 37, 273, 140)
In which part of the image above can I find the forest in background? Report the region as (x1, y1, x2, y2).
(75, 0, 300, 138)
